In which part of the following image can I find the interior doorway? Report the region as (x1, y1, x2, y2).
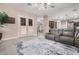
(37, 16, 44, 37)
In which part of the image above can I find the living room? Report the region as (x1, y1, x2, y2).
(0, 3, 79, 55)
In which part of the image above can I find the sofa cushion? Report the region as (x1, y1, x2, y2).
(62, 29, 74, 37)
(50, 29, 63, 36)
(45, 33, 54, 40)
(50, 29, 59, 35)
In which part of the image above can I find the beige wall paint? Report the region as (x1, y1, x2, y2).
(43, 15, 49, 34)
(0, 6, 37, 40)
(57, 21, 67, 29)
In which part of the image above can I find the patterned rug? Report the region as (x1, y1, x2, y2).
(16, 38, 79, 55)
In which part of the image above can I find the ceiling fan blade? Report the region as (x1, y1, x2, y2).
(50, 5, 55, 8)
(27, 3, 32, 6)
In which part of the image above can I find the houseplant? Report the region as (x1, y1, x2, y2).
(0, 12, 9, 40)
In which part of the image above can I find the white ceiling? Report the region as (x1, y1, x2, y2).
(0, 3, 79, 17)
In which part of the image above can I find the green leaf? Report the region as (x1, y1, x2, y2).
(0, 12, 9, 25)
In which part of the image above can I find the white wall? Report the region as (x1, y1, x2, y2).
(0, 5, 37, 40)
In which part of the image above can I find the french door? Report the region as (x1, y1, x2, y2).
(19, 17, 27, 37)
(19, 17, 33, 37)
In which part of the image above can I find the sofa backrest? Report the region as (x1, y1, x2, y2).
(49, 29, 63, 35)
(62, 29, 74, 37)
(49, 28, 75, 37)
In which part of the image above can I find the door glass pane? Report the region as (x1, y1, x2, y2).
(28, 19, 33, 26)
(20, 17, 26, 26)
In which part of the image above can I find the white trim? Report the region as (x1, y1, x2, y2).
(2, 36, 19, 41)
(1, 34, 37, 41)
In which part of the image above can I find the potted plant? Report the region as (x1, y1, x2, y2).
(0, 12, 9, 40)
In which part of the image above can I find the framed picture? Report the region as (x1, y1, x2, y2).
(28, 19, 33, 26)
(49, 21, 54, 28)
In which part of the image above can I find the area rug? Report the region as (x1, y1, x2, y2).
(16, 38, 79, 55)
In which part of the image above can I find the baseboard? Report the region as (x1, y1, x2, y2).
(1, 34, 37, 41)
(2, 36, 19, 41)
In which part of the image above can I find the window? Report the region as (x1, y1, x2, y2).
(20, 17, 26, 26)
(7, 17, 15, 24)
(28, 19, 33, 26)
(61, 21, 67, 29)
